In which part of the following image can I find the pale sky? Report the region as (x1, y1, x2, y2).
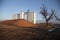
(0, 0, 60, 21)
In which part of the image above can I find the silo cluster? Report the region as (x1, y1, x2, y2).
(12, 11, 36, 24)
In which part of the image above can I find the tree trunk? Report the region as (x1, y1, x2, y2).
(46, 20, 48, 26)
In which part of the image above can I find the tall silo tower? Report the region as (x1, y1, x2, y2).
(33, 12, 36, 24)
(20, 11, 24, 19)
(27, 11, 36, 24)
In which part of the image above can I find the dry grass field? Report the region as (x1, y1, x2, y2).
(0, 24, 49, 40)
(0, 19, 60, 40)
(0, 24, 60, 40)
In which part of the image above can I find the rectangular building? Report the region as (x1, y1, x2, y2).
(27, 12, 36, 24)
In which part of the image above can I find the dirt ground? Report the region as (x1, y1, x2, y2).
(0, 24, 60, 40)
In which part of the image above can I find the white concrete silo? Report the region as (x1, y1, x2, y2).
(33, 12, 36, 24)
(20, 11, 24, 19)
(27, 11, 36, 24)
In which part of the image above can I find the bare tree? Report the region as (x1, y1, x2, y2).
(40, 6, 55, 26)
(54, 14, 60, 21)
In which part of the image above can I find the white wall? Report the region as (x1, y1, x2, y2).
(33, 12, 36, 24)
(20, 12, 24, 19)
(27, 12, 36, 24)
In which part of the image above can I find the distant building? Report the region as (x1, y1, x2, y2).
(13, 12, 24, 19)
(13, 14, 18, 19)
(27, 12, 36, 24)
(12, 11, 36, 24)
(20, 12, 24, 19)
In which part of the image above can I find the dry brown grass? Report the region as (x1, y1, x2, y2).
(0, 24, 60, 40)
(0, 19, 38, 28)
(0, 24, 49, 40)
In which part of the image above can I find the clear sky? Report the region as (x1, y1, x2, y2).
(0, 0, 60, 21)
